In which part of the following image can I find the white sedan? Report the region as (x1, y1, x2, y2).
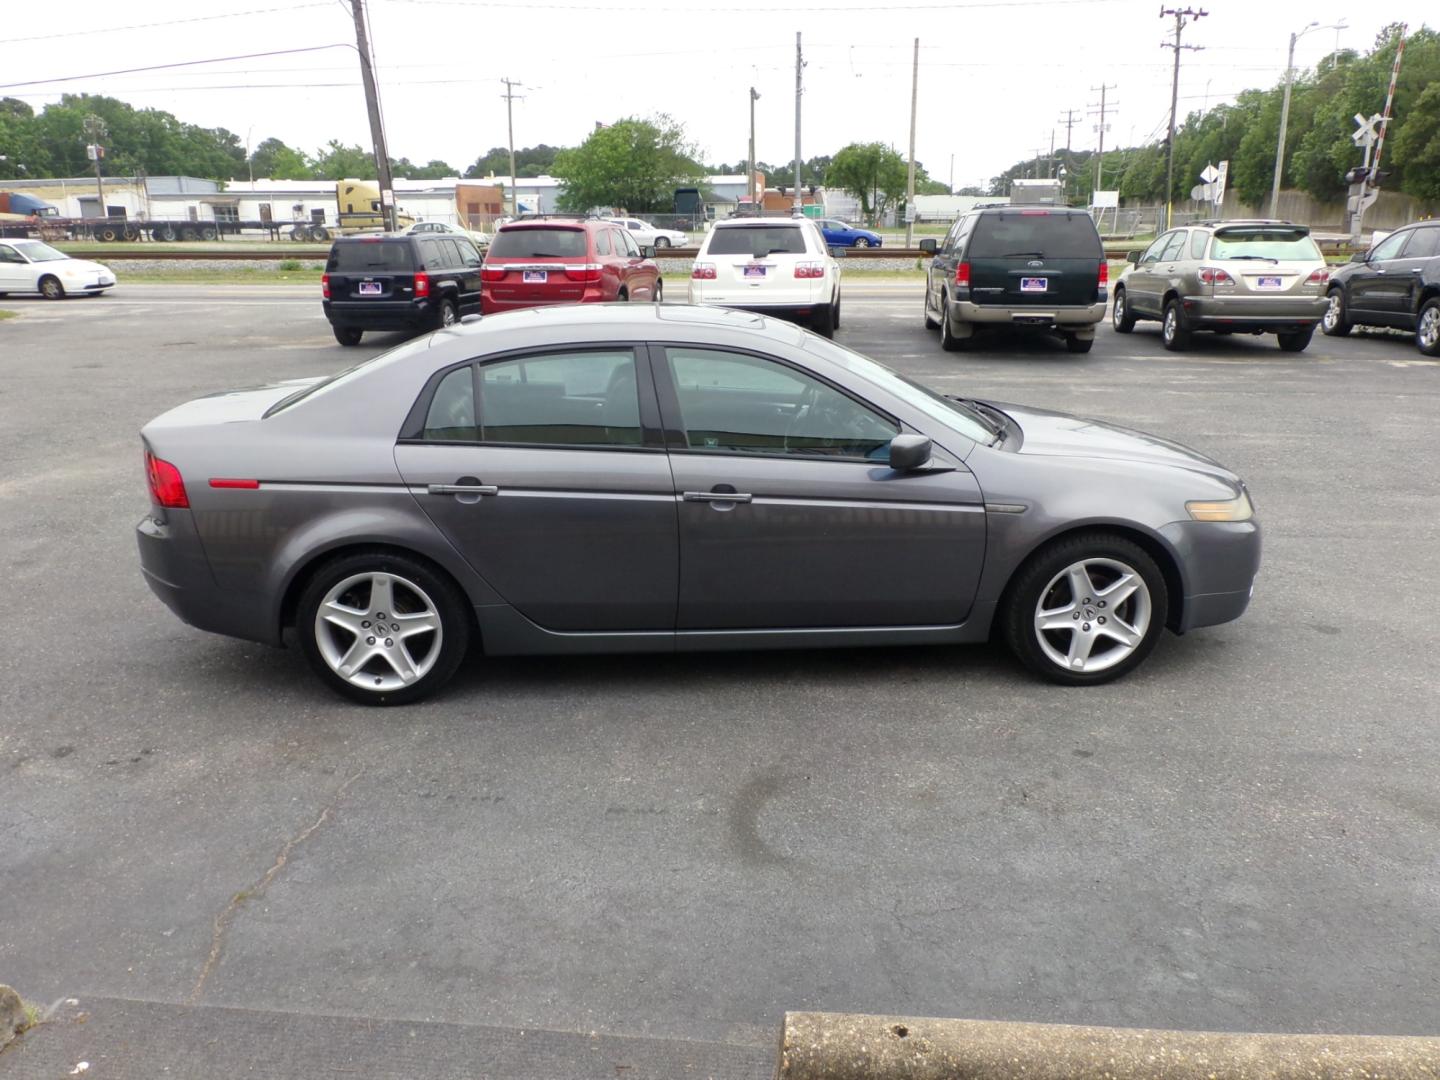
(403, 220, 491, 247)
(605, 217, 689, 249)
(0, 239, 116, 299)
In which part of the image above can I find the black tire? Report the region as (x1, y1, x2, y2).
(97, 225, 120, 243)
(617, 288, 629, 303)
(290, 226, 308, 242)
(1276, 327, 1314, 352)
(939, 297, 968, 352)
(1161, 298, 1191, 351)
(652, 278, 664, 303)
(811, 302, 835, 338)
(1001, 531, 1169, 686)
(1112, 287, 1137, 333)
(333, 325, 363, 346)
(296, 551, 472, 706)
(39, 275, 64, 300)
(200, 225, 219, 241)
(832, 294, 841, 330)
(1065, 334, 1094, 354)
(309, 226, 329, 242)
(436, 298, 458, 329)
(158, 224, 179, 242)
(1414, 297, 1440, 357)
(1321, 289, 1352, 337)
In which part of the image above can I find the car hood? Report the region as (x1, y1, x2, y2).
(55, 258, 111, 276)
(989, 400, 1236, 480)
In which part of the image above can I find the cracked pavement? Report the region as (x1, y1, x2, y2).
(1, 285, 1438, 1050)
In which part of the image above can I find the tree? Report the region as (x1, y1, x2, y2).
(310, 140, 375, 179)
(550, 116, 704, 213)
(248, 137, 312, 180)
(464, 143, 561, 179)
(767, 154, 831, 187)
(826, 142, 908, 224)
(1392, 82, 1440, 201)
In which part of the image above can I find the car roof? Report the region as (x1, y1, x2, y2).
(712, 216, 813, 227)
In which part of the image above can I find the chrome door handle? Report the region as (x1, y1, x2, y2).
(1412, 267, 1423, 273)
(683, 491, 753, 503)
(427, 483, 498, 496)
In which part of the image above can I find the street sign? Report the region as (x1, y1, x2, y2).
(1090, 190, 1119, 209)
(903, 203, 916, 223)
(1199, 164, 1219, 184)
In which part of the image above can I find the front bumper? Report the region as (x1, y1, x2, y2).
(1181, 294, 1327, 330)
(955, 299, 1106, 329)
(1159, 518, 1262, 633)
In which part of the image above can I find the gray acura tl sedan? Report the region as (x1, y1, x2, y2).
(137, 304, 1260, 704)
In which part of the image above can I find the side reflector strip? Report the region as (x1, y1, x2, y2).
(209, 478, 260, 489)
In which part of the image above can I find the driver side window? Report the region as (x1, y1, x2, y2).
(663, 347, 899, 460)
(1370, 231, 1409, 262)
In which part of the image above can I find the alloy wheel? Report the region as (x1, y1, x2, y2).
(313, 572, 443, 692)
(440, 302, 457, 327)
(1323, 293, 1342, 332)
(1033, 558, 1151, 674)
(1418, 305, 1440, 352)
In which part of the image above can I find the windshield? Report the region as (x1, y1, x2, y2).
(968, 212, 1102, 259)
(489, 227, 587, 259)
(801, 336, 995, 445)
(1211, 229, 1321, 262)
(328, 241, 414, 272)
(708, 225, 807, 257)
(13, 240, 68, 262)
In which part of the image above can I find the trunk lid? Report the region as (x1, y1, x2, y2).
(967, 210, 1104, 307)
(483, 225, 591, 304)
(326, 238, 420, 301)
(142, 378, 324, 430)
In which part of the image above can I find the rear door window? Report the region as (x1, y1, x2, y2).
(422, 366, 478, 441)
(594, 230, 612, 256)
(1190, 231, 1210, 259)
(478, 350, 641, 447)
(328, 241, 414, 272)
(968, 212, 1102, 259)
(1401, 228, 1439, 259)
(707, 226, 807, 257)
(488, 227, 588, 259)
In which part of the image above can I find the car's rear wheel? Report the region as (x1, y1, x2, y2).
(924, 292, 939, 330)
(832, 294, 841, 329)
(1276, 327, 1314, 352)
(39, 275, 64, 300)
(652, 278, 664, 303)
(854, 237, 871, 248)
(1002, 533, 1168, 686)
(297, 552, 471, 706)
(811, 303, 836, 338)
(1161, 298, 1191, 351)
(1065, 333, 1093, 354)
(617, 288, 629, 303)
(1321, 289, 1352, 337)
(1415, 298, 1440, 357)
(437, 299, 458, 328)
(939, 297, 968, 352)
(1112, 287, 1137, 333)
(333, 325, 363, 346)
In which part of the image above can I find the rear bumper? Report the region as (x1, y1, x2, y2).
(137, 513, 277, 645)
(1182, 294, 1327, 329)
(955, 299, 1106, 328)
(324, 299, 433, 329)
(481, 288, 604, 314)
(1158, 518, 1262, 633)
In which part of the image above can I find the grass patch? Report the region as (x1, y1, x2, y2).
(116, 266, 325, 285)
(0, 309, 17, 321)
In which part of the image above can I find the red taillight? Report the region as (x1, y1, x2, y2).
(794, 262, 825, 279)
(1199, 266, 1235, 285)
(1098, 259, 1108, 286)
(209, 478, 259, 489)
(480, 266, 507, 283)
(956, 261, 971, 288)
(321, 272, 330, 299)
(692, 262, 717, 280)
(563, 263, 602, 283)
(1306, 268, 1329, 285)
(144, 450, 189, 509)
(413, 271, 430, 298)
(1020, 209, 1050, 216)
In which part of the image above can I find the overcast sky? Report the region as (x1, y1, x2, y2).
(0, 0, 1427, 187)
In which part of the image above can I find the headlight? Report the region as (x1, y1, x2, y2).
(1186, 491, 1254, 522)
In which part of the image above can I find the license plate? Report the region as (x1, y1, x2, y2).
(1020, 277, 1048, 293)
(1257, 276, 1283, 289)
(743, 264, 767, 278)
(358, 281, 381, 295)
(522, 270, 548, 284)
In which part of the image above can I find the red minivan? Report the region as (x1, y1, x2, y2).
(480, 217, 662, 314)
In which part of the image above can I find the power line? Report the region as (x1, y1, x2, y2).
(0, 3, 333, 45)
(0, 45, 355, 91)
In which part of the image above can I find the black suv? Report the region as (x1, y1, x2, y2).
(1323, 220, 1440, 356)
(322, 233, 484, 346)
(919, 207, 1107, 353)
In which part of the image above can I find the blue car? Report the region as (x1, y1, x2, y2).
(818, 218, 883, 248)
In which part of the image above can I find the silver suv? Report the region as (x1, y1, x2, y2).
(1113, 220, 1329, 352)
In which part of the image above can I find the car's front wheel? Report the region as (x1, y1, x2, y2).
(854, 237, 871, 248)
(1321, 289, 1352, 337)
(39, 275, 64, 300)
(297, 552, 472, 705)
(654, 237, 670, 249)
(1002, 532, 1168, 685)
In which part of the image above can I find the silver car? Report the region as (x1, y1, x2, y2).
(137, 305, 1261, 704)
(1113, 220, 1329, 351)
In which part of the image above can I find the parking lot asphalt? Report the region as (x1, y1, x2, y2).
(2, 285, 1438, 1057)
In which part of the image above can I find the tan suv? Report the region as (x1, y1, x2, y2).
(1112, 220, 1329, 352)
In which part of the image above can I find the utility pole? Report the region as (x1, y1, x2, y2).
(82, 114, 106, 221)
(1048, 129, 1055, 177)
(1160, 7, 1207, 229)
(749, 86, 760, 214)
(1059, 108, 1078, 152)
(1088, 84, 1117, 193)
(949, 152, 954, 194)
(500, 77, 525, 219)
(793, 31, 804, 217)
(350, 0, 397, 230)
(904, 36, 919, 246)
(1270, 20, 1344, 216)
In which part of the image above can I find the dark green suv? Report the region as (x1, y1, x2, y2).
(920, 207, 1107, 353)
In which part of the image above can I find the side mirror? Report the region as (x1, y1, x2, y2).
(918, 238, 938, 254)
(1125, 250, 1142, 265)
(640, 244, 656, 258)
(1349, 252, 1367, 263)
(887, 434, 933, 471)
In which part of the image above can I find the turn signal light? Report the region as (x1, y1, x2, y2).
(144, 449, 189, 509)
(1198, 267, 1235, 285)
(955, 261, 971, 287)
(1186, 492, 1254, 522)
(692, 262, 717, 280)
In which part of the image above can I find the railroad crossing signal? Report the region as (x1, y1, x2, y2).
(1352, 113, 1382, 148)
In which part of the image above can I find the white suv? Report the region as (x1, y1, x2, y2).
(688, 217, 842, 337)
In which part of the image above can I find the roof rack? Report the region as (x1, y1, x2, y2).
(510, 213, 591, 221)
(1191, 218, 1299, 227)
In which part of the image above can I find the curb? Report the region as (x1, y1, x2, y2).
(775, 1012, 1440, 1080)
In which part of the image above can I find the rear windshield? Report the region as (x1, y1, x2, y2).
(708, 225, 808, 257)
(968, 212, 1101, 259)
(328, 241, 414, 272)
(489, 227, 587, 259)
(1211, 229, 1321, 262)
